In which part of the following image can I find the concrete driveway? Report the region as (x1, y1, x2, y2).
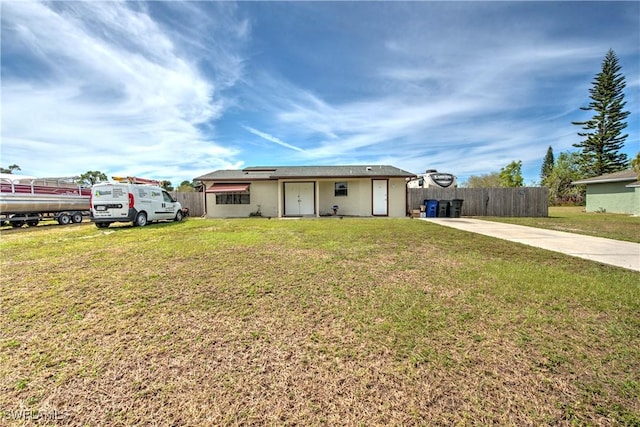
(421, 217, 640, 272)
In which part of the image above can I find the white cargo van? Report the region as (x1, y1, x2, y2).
(90, 178, 183, 228)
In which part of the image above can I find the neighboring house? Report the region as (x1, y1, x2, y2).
(572, 169, 640, 216)
(194, 165, 415, 218)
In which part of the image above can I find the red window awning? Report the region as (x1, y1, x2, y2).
(206, 184, 250, 193)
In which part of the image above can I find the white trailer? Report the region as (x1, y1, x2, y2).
(407, 169, 457, 189)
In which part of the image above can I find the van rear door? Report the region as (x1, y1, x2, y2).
(92, 184, 130, 219)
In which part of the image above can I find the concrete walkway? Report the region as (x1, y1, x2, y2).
(421, 217, 640, 272)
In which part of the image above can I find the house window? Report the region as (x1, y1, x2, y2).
(216, 192, 250, 204)
(335, 182, 348, 197)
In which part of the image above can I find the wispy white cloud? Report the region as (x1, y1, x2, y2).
(240, 4, 638, 182)
(243, 126, 304, 152)
(2, 1, 637, 185)
(1, 1, 247, 182)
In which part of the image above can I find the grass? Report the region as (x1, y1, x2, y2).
(1, 218, 639, 425)
(480, 206, 640, 243)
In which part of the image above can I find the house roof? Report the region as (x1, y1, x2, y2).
(195, 169, 272, 181)
(195, 165, 415, 181)
(572, 169, 638, 185)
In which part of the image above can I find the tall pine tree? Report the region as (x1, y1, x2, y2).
(572, 49, 630, 177)
(540, 146, 554, 185)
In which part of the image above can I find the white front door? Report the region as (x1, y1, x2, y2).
(284, 182, 315, 216)
(372, 179, 388, 216)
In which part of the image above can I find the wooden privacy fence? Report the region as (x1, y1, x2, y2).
(408, 187, 549, 217)
(169, 191, 205, 217)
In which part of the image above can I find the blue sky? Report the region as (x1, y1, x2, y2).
(1, 1, 638, 186)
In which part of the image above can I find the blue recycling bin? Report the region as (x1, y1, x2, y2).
(425, 199, 438, 217)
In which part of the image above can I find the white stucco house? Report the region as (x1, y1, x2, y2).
(572, 169, 640, 216)
(194, 165, 415, 218)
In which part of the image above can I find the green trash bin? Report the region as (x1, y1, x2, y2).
(449, 199, 463, 218)
(437, 200, 449, 217)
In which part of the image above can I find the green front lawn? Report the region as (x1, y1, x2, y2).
(1, 218, 638, 425)
(481, 206, 640, 243)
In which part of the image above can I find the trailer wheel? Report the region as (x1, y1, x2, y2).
(134, 212, 148, 227)
(58, 214, 71, 225)
(71, 212, 83, 223)
(26, 219, 39, 227)
(9, 215, 25, 227)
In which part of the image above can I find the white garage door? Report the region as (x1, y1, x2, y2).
(284, 182, 315, 216)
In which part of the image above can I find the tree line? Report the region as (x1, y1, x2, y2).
(462, 49, 637, 205)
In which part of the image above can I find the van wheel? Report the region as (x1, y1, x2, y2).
(175, 210, 183, 222)
(135, 212, 148, 227)
(96, 222, 110, 229)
